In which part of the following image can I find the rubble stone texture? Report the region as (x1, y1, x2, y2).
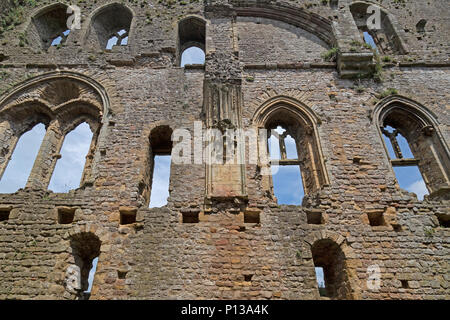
(0, 0, 449, 300)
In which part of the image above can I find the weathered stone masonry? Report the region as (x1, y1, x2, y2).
(0, 0, 449, 299)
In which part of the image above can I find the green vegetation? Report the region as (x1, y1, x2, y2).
(321, 47, 339, 62)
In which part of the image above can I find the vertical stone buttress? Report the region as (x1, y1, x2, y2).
(203, 3, 246, 203)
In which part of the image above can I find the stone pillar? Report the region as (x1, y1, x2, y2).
(204, 4, 247, 200)
(26, 121, 64, 189)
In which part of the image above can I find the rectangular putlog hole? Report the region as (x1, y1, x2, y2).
(306, 210, 324, 225)
(436, 214, 450, 228)
(182, 211, 199, 223)
(119, 207, 137, 225)
(244, 211, 260, 224)
(57, 207, 76, 224)
(367, 211, 386, 227)
(0, 206, 12, 222)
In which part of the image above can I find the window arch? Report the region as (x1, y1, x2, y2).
(374, 96, 450, 199)
(140, 125, 173, 207)
(28, 3, 71, 50)
(178, 16, 206, 66)
(67, 232, 101, 300)
(0, 73, 107, 193)
(85, 3, 133, 50)
(253, 97, 329, 204)
(311, 239, 353, 299)
(349, 2, 407, 54)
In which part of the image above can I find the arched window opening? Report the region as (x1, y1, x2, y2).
(254, 99, 329, 204)
(147, 126, 173, 208)
(311, 239, 353, 300)
(30, 4, 70, 50)
(89, 3, 132, 50)
(178, 17, 206, 66)
(0, 123, 46, 193)
(48, 122, 93, 193)
(350, 2, 405, 54)
(69, 233, 101, 300)
(180, 46, 205, 67)
(377, 100, 450, 199)
(268, 125, 304, 205)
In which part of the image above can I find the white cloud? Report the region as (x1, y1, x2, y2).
(407, 179, 428, 200)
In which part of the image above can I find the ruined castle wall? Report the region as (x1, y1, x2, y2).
(0, 0, 449, 300)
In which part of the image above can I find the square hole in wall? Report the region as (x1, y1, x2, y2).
(367, 211, 386, 227)
(120, 209, 137, 225)
(117, 270, 128, 279)
(244, 211, 260, 224)
(243, 274, 253, 282)
(306, 211, 324, 225)
(57, 207, 76, 224)
(436, 214, 450, 228)
(182, 212, 199, 223)
(0, 208, 11, 222)
(401, 280, 409, 289)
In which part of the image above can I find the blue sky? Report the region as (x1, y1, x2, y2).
(181, 46, 205, 67)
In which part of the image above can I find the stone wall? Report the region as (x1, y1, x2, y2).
(0, 0, 448, 300)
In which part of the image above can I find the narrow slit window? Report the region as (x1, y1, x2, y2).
(149, 155, 171, 208)
(363, 31, 378, 52)
(48, 122, 93, 193)
(85, 256, 98, 296)
(0, 123, 46, 193)
(315, 267, 327, 297)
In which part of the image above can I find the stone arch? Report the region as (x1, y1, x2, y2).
(83, 2, 135, 50)
(349, 1, 408, 54)
(304, 231, 361, 300)
(26, 3, 71, 50)
(373, 95, 450, 197)
(177, 15, 207, 66)
(62, 224, 109, 300)
(252, 95, 329, 198)
(0, 72, 110, 191)
(137, 121, 175, 207)
(233, 1, 336, 47)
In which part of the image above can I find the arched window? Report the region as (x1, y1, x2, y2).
(68, 232, 101, 300)
(87, 3, 133, 50)
(48, 122, 94, 193)
(254, 97, 329, 205)
(375, 96, 450, 199)
(28, 3, 71, 50)
(0, 123, 46, 193)
(350, 2, 406, 54)
(178, 17, 206, 66)
(0, 74, 106, 193)
(144, 126, 173, 208)
(311, 239, 353, 299)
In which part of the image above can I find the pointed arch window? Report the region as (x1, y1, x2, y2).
(254, 97, 329, 205)
(375, 97, 450, 199)
(350, 2, 407, 54)
(87, 3, 133, 50)
(28, 4, 71, 50)
(178, 17, 206, 66)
